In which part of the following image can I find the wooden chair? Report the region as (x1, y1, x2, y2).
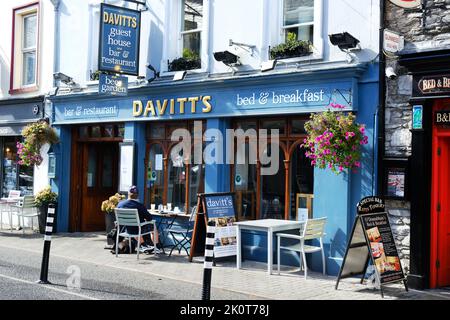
(276, 217, 327, 279)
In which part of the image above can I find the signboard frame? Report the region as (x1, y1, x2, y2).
(99, 73, 129, 96)
(383, 29, 404, 53)
(118, 141, 135, 193)
(382, 158, 409, 200)
(434, 110, 450, 126)
(98, 3, 141, 76)
(189, 192, 237, 262)
(388, 0, 421, 8)
(335, 197, 408, 298)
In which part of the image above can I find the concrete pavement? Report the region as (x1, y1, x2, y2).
(0, 229, 449, 300)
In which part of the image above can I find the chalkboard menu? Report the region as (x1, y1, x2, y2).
(189, 192, 237, 261)
(336, 197, 408, 298)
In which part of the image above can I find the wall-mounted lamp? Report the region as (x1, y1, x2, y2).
(173, 70, 187, 81)
(261, 59, 277, 72)
(329, 32, 361, 51)
(53, 72, 76, 86)
(329, 32, 361, 63)
(213, 51, 240, 67)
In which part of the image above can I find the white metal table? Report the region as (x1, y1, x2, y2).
(235, 219, 305, 275)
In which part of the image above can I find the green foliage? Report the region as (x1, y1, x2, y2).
(270, 32, 312, 60)
(169, 49, 201, 72)
(17, 121, 59, 167)
(35, 186, 58, 207)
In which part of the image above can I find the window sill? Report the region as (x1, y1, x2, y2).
(274, 52, 323, 65)
(161, 68, 208, 78)
(9, 86, 39, 95)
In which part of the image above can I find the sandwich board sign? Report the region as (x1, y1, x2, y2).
(335, 196, 408, 298)
(189, 192, 238, 262)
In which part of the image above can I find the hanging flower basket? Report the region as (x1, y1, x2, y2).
(301, 103, 369, 174)
(17, 121, 59, 167)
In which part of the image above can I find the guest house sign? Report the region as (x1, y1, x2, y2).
(413, 74, 450, 97)
(99, 4, 141, 75)
(388, 0, 421, 8)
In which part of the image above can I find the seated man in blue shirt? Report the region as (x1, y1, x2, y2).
(117, 185, 160, 253)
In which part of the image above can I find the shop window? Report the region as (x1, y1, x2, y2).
(189, 163, 205, 212)
(10, 3, 40, 93)
(148, 125, 165, 139)
(290, 119, 307, 135)
(91, 126, 102, 138)
(76, 124, 124, 140)
(1, 137, 34, 197)
(103, 125, 114, 138)
(234, 143, 257, 221)
(167, 147, 186, 212)
(290, 145, 314, 220)
(261, 144, 285, 220)
(147, 144, 164, 208)
(261, 119, 286, 135)
(101, 151, 114, 188)
(282, 0, 314, 42)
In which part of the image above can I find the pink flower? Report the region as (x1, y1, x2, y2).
(359, 126, 365, 134)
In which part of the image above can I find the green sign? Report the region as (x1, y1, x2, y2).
(412, 105, 423, 130)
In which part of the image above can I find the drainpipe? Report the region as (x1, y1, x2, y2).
(50, 0, 61, 88)
(377, 0, 386, 196)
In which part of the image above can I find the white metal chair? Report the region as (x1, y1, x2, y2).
(276, 217, 327, 279)
(10, 195, 39, 234)
(0, 190, 21, 230)
(114, 208, 157, 260)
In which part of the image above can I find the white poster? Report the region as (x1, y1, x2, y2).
(155, 154, 163, 171)
(119, 144, 134, 192)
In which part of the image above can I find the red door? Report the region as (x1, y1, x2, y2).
(431, 101, 450, 288)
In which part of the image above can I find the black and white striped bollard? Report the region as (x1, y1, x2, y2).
(37, 203, 56, 284)
(201, 220, 216, 300)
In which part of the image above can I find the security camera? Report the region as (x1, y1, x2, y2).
(53, 72, 74, 85)
(385, 67, 397, 80)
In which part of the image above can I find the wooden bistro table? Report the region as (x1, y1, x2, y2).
(148, 210, 190, 251)
(235, 219, 305, 275)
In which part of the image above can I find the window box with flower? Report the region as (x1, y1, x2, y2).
(301, 103, 369, 174)
(270, 32, 313, 60)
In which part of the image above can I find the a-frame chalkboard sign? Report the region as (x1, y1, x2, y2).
(335, 196, 408, 298)
(189, 192, 237, 262)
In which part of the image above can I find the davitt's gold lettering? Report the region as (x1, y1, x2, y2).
(144, 101, 156, 117)
(133, 101, 143, 116)
(103, 11, 138, 29)
(132, 95, 213, 117)
(202, 96, 212, 113)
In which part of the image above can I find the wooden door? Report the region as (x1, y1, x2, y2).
(434, 136, 450, 287)
(79, 142, 119, 232)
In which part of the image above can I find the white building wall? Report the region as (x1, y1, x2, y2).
(0, 1, 55, 229)
(56, 0, 380, 86)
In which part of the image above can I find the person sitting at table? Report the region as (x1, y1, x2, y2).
(117, 185, 160, 254)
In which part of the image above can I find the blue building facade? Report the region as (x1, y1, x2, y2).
(50, 61, 378, 275)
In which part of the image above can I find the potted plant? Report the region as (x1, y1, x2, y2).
(270, 32, 312, 60)
(101, 193, 125, 244)
(35, 186, 58, 234)
(17, 121, 59, 167)
(168, 48, 201, 72)
(301, 103, 369, 174)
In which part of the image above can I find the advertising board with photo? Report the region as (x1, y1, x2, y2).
(360, 212, 405, 284)
(203, 194, 237, 258)
(387, 168, 405, 198)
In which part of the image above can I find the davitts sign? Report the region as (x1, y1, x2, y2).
(413, 74, 450, 97)
(99, 4, 141, 76)
(388, 0, 421, 8)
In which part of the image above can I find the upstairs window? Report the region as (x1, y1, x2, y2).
(181, 0, 203, 64)
(22, 13, 37, 86)
(10, 2, 39, 93)
(282, 0, 314, 42)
